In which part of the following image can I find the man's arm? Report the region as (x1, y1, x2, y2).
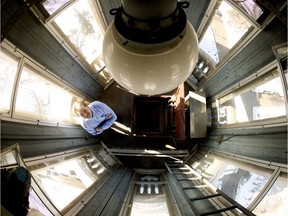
(99, 112, 117, 130)
(80, 120, 101, 136)
(91, 101, 117, 132)
(96, 102, 117, 130)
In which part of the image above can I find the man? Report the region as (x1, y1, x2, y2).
(74, 100, 117, 135)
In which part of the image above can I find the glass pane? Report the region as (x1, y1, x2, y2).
(218, 69, 286, 124)
(0, 150, 17, 167)
(43, 0, 70, 15)
(54, 0, 103, 64)
(199, 0, 252, 65)
(273, 44, 288, 93)
(130, 175, 169, 216)
(253, 172, 288, 215)
(29, 189, 53, 216)
(0, 50, 19, 113)
(30, 155, 105, 211)
(193, 154, 272, 208)
(15, 65, 73, 123)
(233, 0, 263, 20)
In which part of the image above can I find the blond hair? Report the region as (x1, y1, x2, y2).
(73, 100, 87, 116)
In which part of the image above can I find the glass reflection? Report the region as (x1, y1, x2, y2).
(217, 69, 286, 124)
(0, 50, 19, 114)
(15, 65, 74, 123)
(54, 0, 103, 64)
(193, 154, 271, 208)
(233, 0, 263, 20)
(30, 154, 105, 210)
(43, 0, 70, 15)
(200, 0, 252, 65)
(253, 172, 288, 215)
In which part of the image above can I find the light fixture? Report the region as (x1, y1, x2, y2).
(103, 0, 198, 95)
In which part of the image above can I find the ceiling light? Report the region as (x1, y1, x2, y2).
(103, 0, 198, 95)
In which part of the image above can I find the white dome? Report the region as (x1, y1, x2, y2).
(103, 21, 198, 95)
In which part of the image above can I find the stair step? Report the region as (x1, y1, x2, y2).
(177, 177, 201, 181)
(182, 184, 209, 190)
(172, 171, 195, 175)
(190, 193, 221, 201)
(200, 205, 237, 216)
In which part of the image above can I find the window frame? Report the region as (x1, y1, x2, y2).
(187, 148, 288, 212)
(1, 40, 89, 127)
(0, 143, 117, 216)
(0, 46, 23, 118)
(25, 145, 113, 214)
(196, 0, 276, 88)
(31, 0, 112, 87)
(210, 60, 287, 129)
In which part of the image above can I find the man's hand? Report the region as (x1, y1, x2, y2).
(95, 126, 103, 132)
(105, 113, 113, 119)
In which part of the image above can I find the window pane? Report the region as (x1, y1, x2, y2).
(54, 0, 103, 64)
(0, 150, 17, 167)
(0, 50, 19, 113)
(193, 154, 272, 208)
(253, 172, 288, 215)
(199, 0, 252, 65)
(43, 0, 70, 15)
(217, 69, 286, 124)
(30, 154, 106, 211)
(15, 65, 73, 123)
(29, 189, 53, 216)
(93, 57, 112, 85)
(233, 0, 263, 20)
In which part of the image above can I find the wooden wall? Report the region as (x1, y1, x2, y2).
(1, 120, 98, 158)
(201, 125, 287, 164)
(76, 166, 134, 216)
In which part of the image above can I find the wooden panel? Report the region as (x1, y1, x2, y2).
(77, 166, 133, 216)
(1, 121, 99, 158)
(186, 0, 211, 31)
(1, 0, 103, 100)
(98, 168, 133, 216)
(202, 125, 287, 164)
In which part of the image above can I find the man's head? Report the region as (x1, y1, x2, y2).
(73, 101, 92, 119)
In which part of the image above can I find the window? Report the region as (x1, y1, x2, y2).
(232, 0, 263, 21)
(29, 152, 108, 211)
(199, 0, 253, 66)
(15, 64, 76, 123)
(1, 144, 115, 215)
(43, 0, 70, 15)
(191, 153, 273, 208)
(0, 49, 19, 115)
(1, 41, 86, 125)
(253, 172, 288, 215)
(0, 144, 57, 215)
(34, 0, 112, 86)
(53, 0, 103, 64)
(29, 189, 54, 216)
(216, 68, 286, 125)
(187, 150, 288, 214)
